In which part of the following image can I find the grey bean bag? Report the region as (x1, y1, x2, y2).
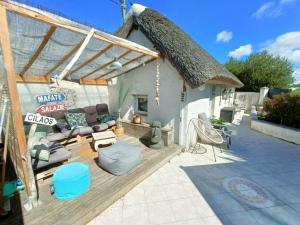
(97, 140, 142, 176)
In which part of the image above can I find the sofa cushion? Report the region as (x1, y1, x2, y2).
(56, 119, 70, 132)
(83, 106, 97, 114)
(65, 113, 88, 128)
(46, 133, 66, 142)
(84, 106, 98, 125)
(62, 128, 80, 138)
(97, 114, 113, 123)
(106, 120, 116, 127)
(92, 123, 109, 132)
(96, 104, 109, 115)
(78, 127, 94, 135)
(52, 110, 68, 120)
(68, 108, 84, 114)
(31, 144, 50, 161)
(32, 148, 71, 170)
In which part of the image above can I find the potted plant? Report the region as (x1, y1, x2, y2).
(115, 80, 130, 137)
(132, 114, 141, 124)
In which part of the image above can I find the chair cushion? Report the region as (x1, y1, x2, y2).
(97, 140, 142, 176)
(65, 113, 88, 128)
(92, 123, 108, 132)
(96, 104, 109, 115)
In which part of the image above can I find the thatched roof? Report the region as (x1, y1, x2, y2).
(116, 5, 243, 88)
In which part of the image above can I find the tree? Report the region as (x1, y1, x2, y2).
(225, 51, 294, 92)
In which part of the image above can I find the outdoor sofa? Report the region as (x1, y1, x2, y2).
(24, 104, 116, 145)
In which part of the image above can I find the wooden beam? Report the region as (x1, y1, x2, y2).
(16, 75, 50, 83)
(97, 54, 145, 80)
(81, 49, 132, 79)
(0, 6, 31, 196)
(69, 44, 113, 75)
(19, 26, 56, 77)
(44, 40, 84, 77)
(0, 1, 160, 58)
(79, 79, 108, 86)
(108, 57, 157, 80)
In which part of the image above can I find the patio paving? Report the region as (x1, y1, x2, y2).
(87, 115, 300, 225)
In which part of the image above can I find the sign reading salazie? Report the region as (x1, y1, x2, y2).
(35, 103, 66, 114)
(36, 93, 65, 105)
(25, 113, 57, 126)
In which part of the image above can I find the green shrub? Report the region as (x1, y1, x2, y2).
(263, 94, 300, 128)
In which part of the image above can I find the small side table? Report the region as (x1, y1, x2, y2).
(92, 131, 117, 151)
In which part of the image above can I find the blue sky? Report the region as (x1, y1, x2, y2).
(27, 0, 300, 82)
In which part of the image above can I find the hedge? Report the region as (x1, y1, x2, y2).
(263, 94, 300, 129)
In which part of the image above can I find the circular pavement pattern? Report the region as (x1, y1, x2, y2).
(223, 177, 276, 208)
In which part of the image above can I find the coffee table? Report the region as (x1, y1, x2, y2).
(92, 131, 117, 151)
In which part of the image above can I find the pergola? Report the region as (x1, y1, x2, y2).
(0, 0, 159, 195)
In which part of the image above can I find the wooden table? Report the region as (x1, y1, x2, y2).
(92, 131, 116, 151)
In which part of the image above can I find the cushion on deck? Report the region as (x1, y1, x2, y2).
(53, 162, 90, 200)
(97, 140, 142, 176)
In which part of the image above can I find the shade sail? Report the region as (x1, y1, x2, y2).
(0, 0, 159, 83)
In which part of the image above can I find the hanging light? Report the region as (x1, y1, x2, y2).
(108, 59, 123, 70)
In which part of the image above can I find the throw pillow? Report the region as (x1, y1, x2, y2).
(96, 114, 112, 123)
(65, 113, 88, 129)
(56, 119, 70, 131)
(31, 144, 50, 161)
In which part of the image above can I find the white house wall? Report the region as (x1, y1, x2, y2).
(211, 86, 235, 118)
(108, 58, 183, 144)
(17, 83, 109, 114)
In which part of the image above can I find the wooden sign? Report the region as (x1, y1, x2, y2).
(24, 113, 57, 126)
(35, 103, 66, 114)
(35, 93, 65, 105)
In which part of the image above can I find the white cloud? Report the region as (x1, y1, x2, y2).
(263, 31, 300, 64)
(216, 30, 233, 43)
(252, 0, 296, 19)
(228, 44, 253, 59)
(253, 2, 275, 18)
(280, 0, 296, 5)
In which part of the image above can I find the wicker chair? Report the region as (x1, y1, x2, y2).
(190, 118, 223, 162)
(198, 113, 232, 149)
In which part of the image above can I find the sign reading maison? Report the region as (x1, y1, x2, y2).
(25, 113, 57, 126)
(36, 93, 65, 105)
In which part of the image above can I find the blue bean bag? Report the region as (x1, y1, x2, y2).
(98, 140, 142, 176)
(53, 162, 90, 200)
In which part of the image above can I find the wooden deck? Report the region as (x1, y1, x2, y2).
(3, 136, 181, 225)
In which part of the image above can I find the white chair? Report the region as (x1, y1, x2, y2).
(189, 118, 223, 162)
(198, 113, 232, 149)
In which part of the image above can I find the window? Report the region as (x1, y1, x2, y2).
(135, 95, 148, 114)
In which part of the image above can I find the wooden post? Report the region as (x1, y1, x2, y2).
(0, 6, 31, 196)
